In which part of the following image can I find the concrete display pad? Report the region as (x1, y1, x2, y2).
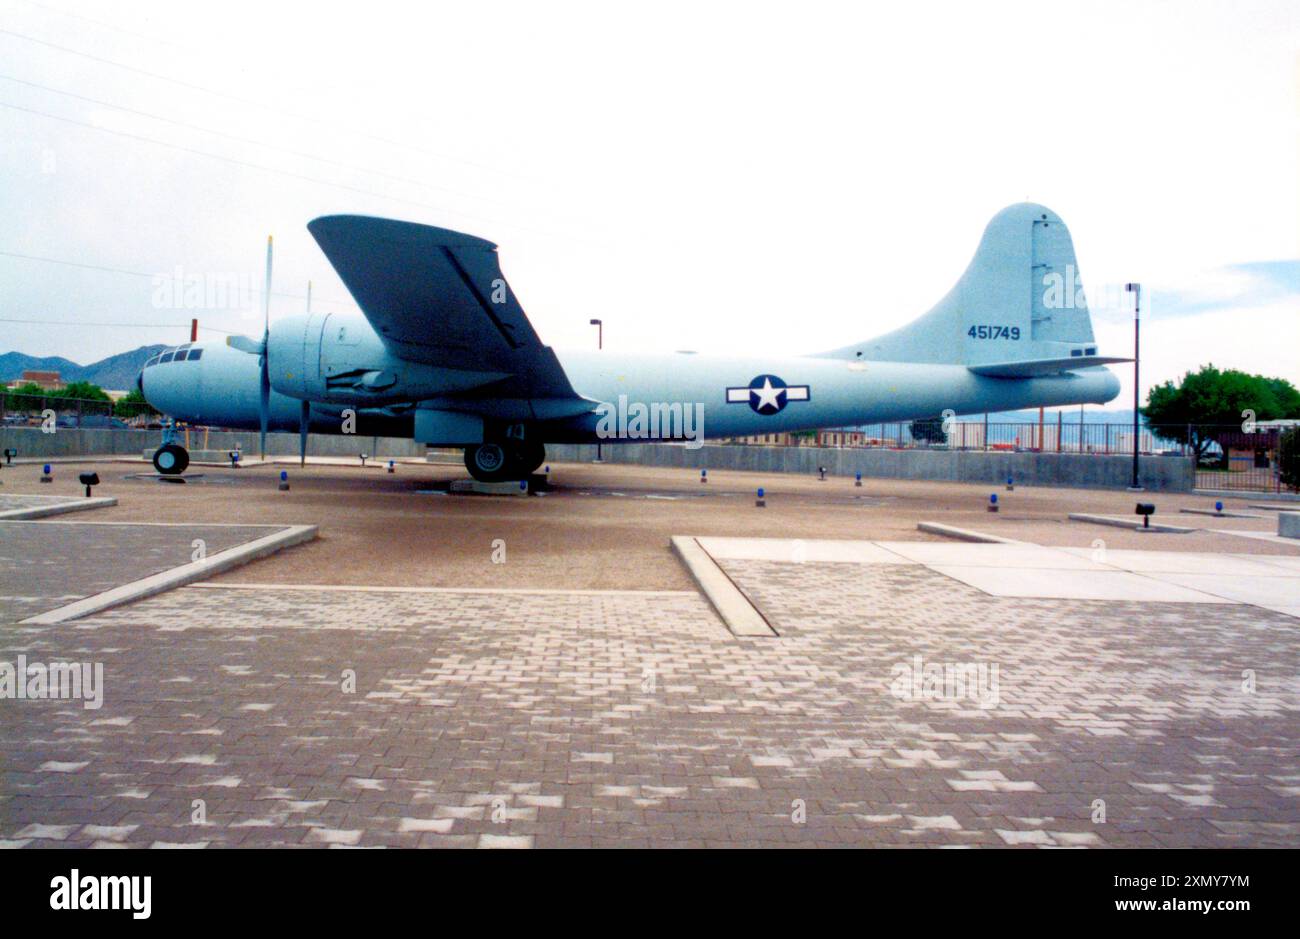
(929, 565, 1234, 603)
(695, 536, 912, 565)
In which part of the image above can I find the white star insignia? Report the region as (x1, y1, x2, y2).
(751, 377, 784, 411)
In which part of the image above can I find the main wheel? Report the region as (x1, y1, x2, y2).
(153, 443, 189, 475)
(511, 440, 545, 477)
(464, 442, 511, 482)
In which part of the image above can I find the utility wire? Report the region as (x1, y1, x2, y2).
(0, 98, 519, 232)
(0, 24, 533, 180)
(0, 316, 236, 333)
(0, 73, 512, 208)
(0, 248, 354, 308)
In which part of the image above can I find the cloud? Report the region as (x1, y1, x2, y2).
(1141, 259, 1300, 318)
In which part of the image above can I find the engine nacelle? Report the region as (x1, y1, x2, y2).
(267, 312, 495, 405)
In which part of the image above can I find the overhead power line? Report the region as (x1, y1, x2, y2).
(0, 73, 514, 208)
(0, 25, 532, 180)
(0, 316, 236, 334)
(0, 248, 353, 308)
(0, 98, 517, 232)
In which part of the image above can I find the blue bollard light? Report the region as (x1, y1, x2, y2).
(854, 472, 862, 487)
(988, 492, 999, 512)
(40, 463, 52, 483)
(755, 486, 766, 508)
(1005, 476, 1014, 491)
(278, 470, 289, 491)
(700, 468, 708, 484)
(1215, 501, 1223, 513)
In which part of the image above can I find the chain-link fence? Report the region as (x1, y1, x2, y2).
(0, 392, 160, 428)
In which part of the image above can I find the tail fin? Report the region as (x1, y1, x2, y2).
(822, 203, 1118, 371)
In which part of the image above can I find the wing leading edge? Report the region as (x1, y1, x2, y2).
(307, 214, 580, 400)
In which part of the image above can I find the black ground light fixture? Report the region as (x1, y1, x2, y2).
(1135, 502, 1155, 529)
(79, 471, 99, 497)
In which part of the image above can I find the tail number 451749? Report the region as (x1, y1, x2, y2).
(968, 325, 1020, 340)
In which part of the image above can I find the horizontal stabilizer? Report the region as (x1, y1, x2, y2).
(968, 356, 1130, 379)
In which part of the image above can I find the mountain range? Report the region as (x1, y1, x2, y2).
(0, 345, 167, 391)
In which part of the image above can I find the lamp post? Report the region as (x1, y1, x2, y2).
(590, 319, 604, 462)
(1126, 282, 1141, 490)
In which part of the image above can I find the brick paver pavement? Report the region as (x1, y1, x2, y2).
(0, 522, 290, 622)
(1, 562, 1296, 848)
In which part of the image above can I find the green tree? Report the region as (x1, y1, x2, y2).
(1278, 427, 1300, 493)
(113, 388, 156, 418)
(1142, 364, 1300, 462)
(51, 380, 111, 402)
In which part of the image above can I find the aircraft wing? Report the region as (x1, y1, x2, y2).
(307, 214, 580, 400)
(968, 355, 1130, 379)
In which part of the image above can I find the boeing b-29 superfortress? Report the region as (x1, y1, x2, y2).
(141, 202, 1124, 480)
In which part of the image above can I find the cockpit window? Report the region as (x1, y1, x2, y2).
(146, 356, 160, 367)
(187, 348, 203, 361)
(175, 349, 189, 361)
(160, 351, 175, 363)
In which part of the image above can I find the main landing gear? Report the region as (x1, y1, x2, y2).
(463, 440, 545, 482)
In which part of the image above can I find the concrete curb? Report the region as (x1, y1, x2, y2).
(21, 524, 318, 625)
(1197, 489, 1300, 503)
(1179, 507, 1260, 519)
(916, 522, 1027, 544)
(1068, 513, 1194, 534)
(670, 536, 777, 637)
(1280, 512, 1300, 539)
(0, 497, 117, 520)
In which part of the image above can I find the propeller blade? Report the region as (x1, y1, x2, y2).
(226, 335, 265, 355)
(299, 400, 309, 467)
(258, 365, 269, 461)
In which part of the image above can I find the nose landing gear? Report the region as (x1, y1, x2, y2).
(152, 419, 189, 475)
(152, 443, 190, 475)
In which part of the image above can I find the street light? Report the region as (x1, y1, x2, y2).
(590, 319, 604, 462)
(1126, 282, 1141, 490)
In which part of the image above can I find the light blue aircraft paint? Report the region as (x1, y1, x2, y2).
(141, 202, 1123, 480)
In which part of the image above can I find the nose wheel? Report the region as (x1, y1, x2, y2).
(152, 443, 190, 475)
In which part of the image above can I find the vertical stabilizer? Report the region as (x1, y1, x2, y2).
(821, 203, 1104, 367)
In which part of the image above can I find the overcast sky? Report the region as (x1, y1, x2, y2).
(1, 0, 1296, 408)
